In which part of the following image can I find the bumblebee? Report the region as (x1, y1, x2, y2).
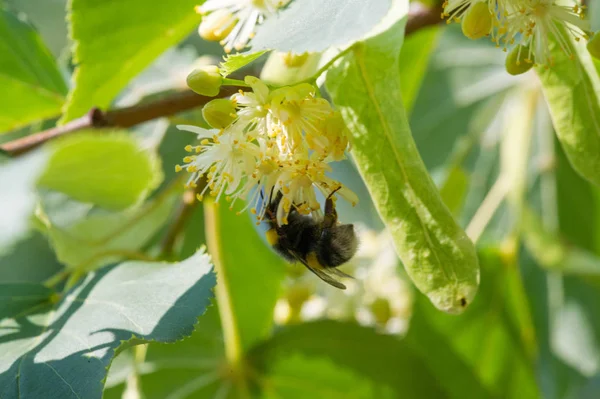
(264, 189, 358, 289)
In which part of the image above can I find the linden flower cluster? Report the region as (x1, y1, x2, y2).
(176, 76, 357, 225)
(197, 0, 290, 52)
(443, 0, 592, 68)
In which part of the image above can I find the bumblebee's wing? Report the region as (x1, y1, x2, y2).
(327, 267, 355, 280)
(288, 251, 347, 290)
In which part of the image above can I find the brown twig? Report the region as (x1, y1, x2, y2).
(406, 3, 444, 36)
(1, 87, 238, 156)
(0, 3, 444, 157)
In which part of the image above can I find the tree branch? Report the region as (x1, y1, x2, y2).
(0, 3, 444, 157)
(1, 88, 237, 156)
(406, 3, 444, 36)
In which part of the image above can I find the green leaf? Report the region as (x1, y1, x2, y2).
(39, 188, 179, 271)
(250, 0, 391, 53)
(249, 320, 447, 398)
(521, 252, 599, 397)
(219, 50, 268, 77)
(0, 249, 215, 399)
(521, 205, 600, 275)
(439, 166, 469, 216)
(205, 202, 286, 353)
(326, 1, 479, 313)
(0, 9, 66, 133)
(260, 353, 395, 399)
(536, 32, 600, 187)
(0, 232, 63, 283)
(405, 248, 539, 399)
(410, 26, 517, 173)
(551, 276, 600, 378)
(399, 27, 440, 114)
(103, 304, 227, 399)
(38, 131, 163, 210)
(61, 0, 201, 122)
(553, 132, 600, 253)
(0, 149, 50, 254)
(0, 282, 54, 319)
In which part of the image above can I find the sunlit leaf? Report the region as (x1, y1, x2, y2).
(0, 150, 49, 254)
(0, 249, 215, 399)
(250, 0, 391, 52)
(103, 305, 227, 399)
(0, 9, 66, 133)
(61, 0, 201, 122)
(38, 131, 163, 210)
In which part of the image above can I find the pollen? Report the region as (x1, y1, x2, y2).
(175, 75, 358, 219)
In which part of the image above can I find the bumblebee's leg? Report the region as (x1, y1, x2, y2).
(323, 187, 342, 229)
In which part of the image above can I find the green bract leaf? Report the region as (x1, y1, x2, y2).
(249, 320, 447, 398)
(0, 249, 215, 399)
(205, 202, 286, 352)
(219, 50, 268, 77)
(38, 131, 162, 210)
(250, 0, 391, 53)
(536, 31, 600, 187)
(260, 354, 395, 399)
(326, 1, 480, 313)
(0, 150, 50, 254)
(0, 9, 67, 133)
(61, 0, 201, 122)
(39, 189, 179, 271)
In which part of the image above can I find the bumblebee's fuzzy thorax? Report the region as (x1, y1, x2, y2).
(264, 191, 358, 289)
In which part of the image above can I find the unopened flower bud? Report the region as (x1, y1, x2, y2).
(287, 284, 312, 310)
(587, 32, 600, 60)
(461, 2, 492, 40)
(280, 52, 310, 67)
(187, 65, 223, 97)
(198, 9, 237, 42)
(505, 45, 535, 76)
(202, 98, 237, 129)
(370, 297, 392, 326)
